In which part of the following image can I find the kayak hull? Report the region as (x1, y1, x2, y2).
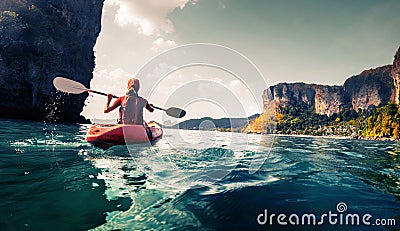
(86, 121, 163, 149)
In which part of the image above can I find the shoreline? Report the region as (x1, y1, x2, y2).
(273, 133, 399, 142)
(273, 133, 350, 140)
(164, 127, 399, 142)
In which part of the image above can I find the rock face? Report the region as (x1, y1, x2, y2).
(393, 47, 400, 104)
(267, 83, 345, 116)
(0, 0, 104, 122)
(314, 85, 346, 116)
(264, 64, 395, 116)
(344, 65, 393, 112)
(271, 83, 316, 108)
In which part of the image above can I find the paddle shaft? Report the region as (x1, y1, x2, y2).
(90, 90, 186, 118)
(90, 90, 119, 99)
(151, 105, 166, 111)
(91, 90, 166, 110)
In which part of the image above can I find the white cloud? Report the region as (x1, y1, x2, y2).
(105, 0, 197, 36)
(91, 68, 132, 96)
(151, 37, 177, 52)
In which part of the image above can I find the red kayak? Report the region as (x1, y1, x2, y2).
(86, 121, 163, 149)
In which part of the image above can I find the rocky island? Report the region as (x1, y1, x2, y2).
(247, 47, 400, 140)
(0, 0, 104, 123)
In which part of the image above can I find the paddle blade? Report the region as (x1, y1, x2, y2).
(166, 107, 186, 118)
(53, 77, 89, 94)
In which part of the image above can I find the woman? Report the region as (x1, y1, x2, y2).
(104, 78, 154, 124)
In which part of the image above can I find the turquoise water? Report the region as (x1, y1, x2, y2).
(0, 119, 400, 230)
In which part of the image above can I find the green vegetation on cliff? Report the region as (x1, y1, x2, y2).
(362, 102, 400, 139)
(246, 102, 400, 140)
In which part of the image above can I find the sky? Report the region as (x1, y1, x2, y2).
(81, 0, 400, 122)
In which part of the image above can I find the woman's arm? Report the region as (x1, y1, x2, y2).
(104, 95, 122, 113)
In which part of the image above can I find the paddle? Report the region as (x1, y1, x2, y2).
(53, 77, 119, 98)
(53, 77, 186, 118)
(151, 105, 186, 119)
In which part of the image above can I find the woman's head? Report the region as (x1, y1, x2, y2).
(127, 78, 140, 91)
(126, 78, 140, 96)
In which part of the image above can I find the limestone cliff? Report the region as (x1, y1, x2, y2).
(393, 47, 400, 104)
(264, 64, 394, 117)
(246, 47, 400, 135)
(314, 85, 346, 116)
(266, 83, 346, 116)
(343, 65, 393, 112)
(271, 83, 316, 108)
(0, 0, 104, 122)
